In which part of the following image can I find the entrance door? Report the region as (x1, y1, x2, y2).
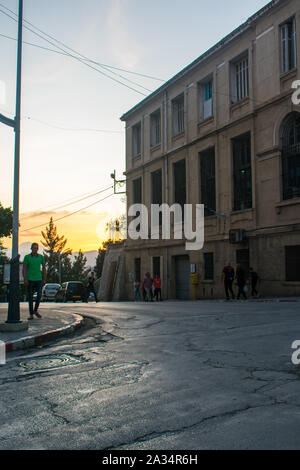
(175, 255, 190, 300)
(236, 249, 249, 277)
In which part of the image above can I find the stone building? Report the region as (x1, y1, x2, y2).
(121, 0, 300, 300)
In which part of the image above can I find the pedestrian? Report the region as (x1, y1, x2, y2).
(86, 272, 98, 302)
(249, 267, 260, 297)
(236, 264, 247, 300)
(153, 274, 162, 301)
(141, 280, 146, 301)
(222, 262, 235, 300)
(143, 272, 153, 301)
(23, 243, 46, 320)
(133, 279, 141, 301)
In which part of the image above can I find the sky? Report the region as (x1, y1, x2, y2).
(0, 0, 269, 253)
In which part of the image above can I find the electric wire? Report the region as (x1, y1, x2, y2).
(0, 8, 150, 96)
(20, 185, 114, 221)
(21, 192, 115, 232)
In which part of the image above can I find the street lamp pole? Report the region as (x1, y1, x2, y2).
(7, 0, 23, 323)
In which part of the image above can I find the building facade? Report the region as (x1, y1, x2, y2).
(121, 0, 300, 300)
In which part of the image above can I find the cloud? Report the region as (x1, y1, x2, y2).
(106, 0, 144, 68)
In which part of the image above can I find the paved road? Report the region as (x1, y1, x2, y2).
(0, 300, 299, 450)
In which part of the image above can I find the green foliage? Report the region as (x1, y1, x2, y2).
(71, 249, 90, 282)
(0, 203, 13, 239)
(94, 247, 106, 278)
(40, 217, 72, 283)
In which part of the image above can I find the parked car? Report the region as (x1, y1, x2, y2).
(41, 283, 61, 301)
(55, 282, 87, 303)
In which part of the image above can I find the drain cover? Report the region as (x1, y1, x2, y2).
(19, 354, 88, 372)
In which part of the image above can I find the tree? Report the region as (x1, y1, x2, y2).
(40, 218, 72, 283)
(71, 250, 90, 282)
(94, 246, 106, 278)
(0, 203, 13, 239)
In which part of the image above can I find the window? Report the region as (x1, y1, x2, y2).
(199, 147, 216, 217)
(150, 109, 161, 147)
(286, 246, 300, 281)
(134, 258, 141, 282)
(198, 77, 213, 120)
(231, 54, 249, 103)
(203, 253, 214, 280)
(132, 177, 142, 231)
(151, 169, 163, 225)
(172, 94, 184, 135)
(132, 122, 141, 156)
(173, 159, 186, 208)
(280, 17, 296, 74)
(281, 112, 300, 200)
(232, 133, 252, 211)
(133, 177, 142, 204)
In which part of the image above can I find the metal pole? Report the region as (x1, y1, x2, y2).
(7, 0, 23, 323)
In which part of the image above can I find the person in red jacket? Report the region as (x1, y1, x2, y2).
(153, 274, 162, 301)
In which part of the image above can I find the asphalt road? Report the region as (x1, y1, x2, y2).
(0, 300, 300, 450)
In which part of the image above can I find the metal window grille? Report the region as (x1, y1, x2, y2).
(285, 246, 300, 281)
(132, 122, 141, 156)
(172, 94, 184, 135)
(204, 253, 214, 280)
(282, 113, 300, 200)
(235, 57, 249, 101)
(173, 159, 186, 208)
(232, 133, 252, 211)
(150, 110, 161, 147)
(280, 18, 296, 73)
(199, 147, 216, 217)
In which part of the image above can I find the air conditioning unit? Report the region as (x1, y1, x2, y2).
(229, 229, 247, 244)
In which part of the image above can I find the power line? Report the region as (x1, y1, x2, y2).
(21, 192, 115, 232)
(0, 8, 150, 96)
(20, 185, 114, 220)
(0, 32, 164, 81)
(24, 116, 124, 133)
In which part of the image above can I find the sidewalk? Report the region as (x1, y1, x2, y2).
(0, 304, 85, 353)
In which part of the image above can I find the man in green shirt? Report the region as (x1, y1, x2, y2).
(23, 243, 46, 320)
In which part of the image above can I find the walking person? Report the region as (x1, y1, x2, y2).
(249, 267, 260, 297)
(222, 262, 235, 300)
(153, 274, 163, 301)
(236, 264, 247, 300)
(143, 272, 153, 301)
(23, 243, 46, 320)
(86, 272, 98, 302)
(133, 279, 141, 301)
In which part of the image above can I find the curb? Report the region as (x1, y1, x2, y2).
(4, 314, 85, 353)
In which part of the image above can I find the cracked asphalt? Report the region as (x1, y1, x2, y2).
(0, 300, 300, 450)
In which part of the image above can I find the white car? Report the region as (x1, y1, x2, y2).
(41, 283, 61, 301)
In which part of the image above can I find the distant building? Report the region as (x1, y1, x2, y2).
(121, 0, 300, 300)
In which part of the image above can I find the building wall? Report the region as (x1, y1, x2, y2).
(123, 0, 300, 300)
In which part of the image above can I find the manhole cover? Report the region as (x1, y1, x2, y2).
(19, 354, 88, 372)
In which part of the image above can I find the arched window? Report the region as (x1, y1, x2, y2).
(280, 112, 300, 200)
